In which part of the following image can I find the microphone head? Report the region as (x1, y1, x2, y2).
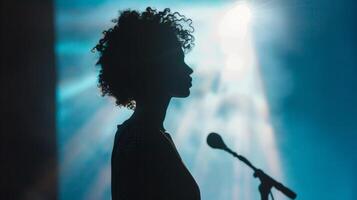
(207, 132, 228, 150)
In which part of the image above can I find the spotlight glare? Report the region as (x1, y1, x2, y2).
(219, 3, 253, 37)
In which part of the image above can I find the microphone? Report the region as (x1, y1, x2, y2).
(207, 132, 228, 150)
(206, 132, 297, 199)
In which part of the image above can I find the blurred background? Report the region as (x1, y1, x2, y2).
(2, 0, 356, 199)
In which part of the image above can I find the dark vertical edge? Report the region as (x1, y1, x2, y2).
(0, 0, 57, 199)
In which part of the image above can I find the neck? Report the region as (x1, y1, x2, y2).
(132, 96, 171, 131)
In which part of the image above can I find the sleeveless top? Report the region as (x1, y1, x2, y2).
(111, 118, 201, 200)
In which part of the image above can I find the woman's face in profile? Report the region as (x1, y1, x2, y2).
(154, 44, 193, 98)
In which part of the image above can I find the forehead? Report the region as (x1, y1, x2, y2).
(165, 45, 183, 57)
(156, 41, 184, 59)
(145, 32, 184, 60)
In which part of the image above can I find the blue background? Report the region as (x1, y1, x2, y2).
(56, 0, 357, 199)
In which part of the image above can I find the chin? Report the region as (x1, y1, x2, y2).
(173, 89, 191, 98)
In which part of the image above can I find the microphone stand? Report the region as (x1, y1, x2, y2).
(223, 148, 297, 200)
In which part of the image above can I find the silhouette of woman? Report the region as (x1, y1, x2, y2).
(93, 7, 200, 200)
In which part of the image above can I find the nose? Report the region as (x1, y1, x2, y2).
(185, 63, 193, 75)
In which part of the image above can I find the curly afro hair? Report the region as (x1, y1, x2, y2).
(92, 7, 194, 109)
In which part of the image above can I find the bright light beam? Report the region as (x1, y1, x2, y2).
(181, 3, 284, 199)
(220, 3, 252, 36)
(218, 3, 283, 198)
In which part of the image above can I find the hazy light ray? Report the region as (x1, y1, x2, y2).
(190, 94, 223, 196)
(85, 163, 111, 200)
(166, 3, 285, 199)
(58, 74, 97, 102)
(188, 2, 283, 199)
(250, 53, 284, 178)
(175, 103, 197, 146)
(61, 103, 125, 175)
(61, 104, 111, 173)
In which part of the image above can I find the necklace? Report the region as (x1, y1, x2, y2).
(159, 129, 184, 160)
(159, 129, 166, 134)
(159, 129, 174, 145)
